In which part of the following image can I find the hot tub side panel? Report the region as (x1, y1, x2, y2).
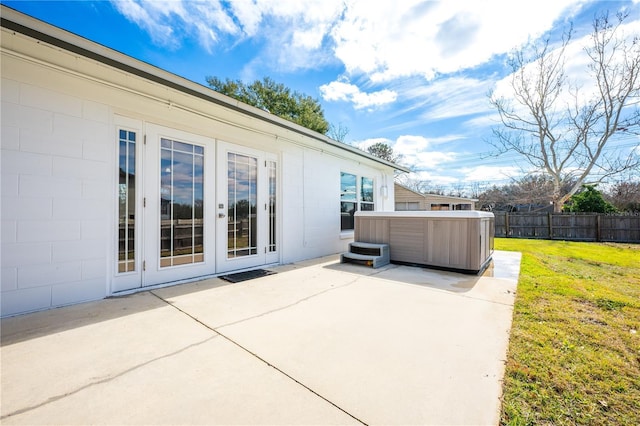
(389, 218, 425, 265)
(354, 218, 390, 245)
(426, 217, 471, 271)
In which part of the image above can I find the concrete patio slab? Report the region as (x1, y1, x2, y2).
(1, 250, 521, 425)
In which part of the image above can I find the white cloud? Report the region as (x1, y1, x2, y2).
(464, 113, 502, 130)
(354, 134, 461, 170)
(410, 151, 458, 170)
(110, 0, 181, 49)
(364, 134, 528, 187)
(352, 137, 393, 151)
(110, 0, 639, 142)
(112, 0, 589, 78)
(320, 81, 397, 109)
(460, 165, 522, 182)
(110, 0, 239, 51)
(330, 0, 586, 82)
(394, 76, 495, 121)
(320, 81, 358, 100)
(400, 171, 461, 186)
(110, 0, 344, 66)
(394, 135, 432, 152)
(397, 162, 523, 188)
(244, 0, 345, 71)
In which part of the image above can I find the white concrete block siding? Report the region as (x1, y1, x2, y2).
(1, 267, 18, 292)
(17, 220, 81, 243)
(1, 221, 16, 244)
(1, 75, 112, 316)
(81, 258, 106, 280)
(1, 286, 52, 315)
(2, 197, 53, 220)
(0, 7, 404, 317)
(2, 150, 52, 176)
(2, 243, 52, 268)
(17, 261, 82, 289)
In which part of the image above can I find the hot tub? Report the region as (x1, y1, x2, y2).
(354, 211, 495, 274)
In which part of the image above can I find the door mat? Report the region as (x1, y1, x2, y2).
(219, 269, 276, 283)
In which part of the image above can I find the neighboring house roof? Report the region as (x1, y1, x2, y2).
(0, 6, 411, 173)
(394, 183, 478, 203)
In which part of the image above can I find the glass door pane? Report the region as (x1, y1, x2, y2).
(160, 138, 205, 267)
(118, 130, 136, 273)
(268, 160, 277, 253)
(227, 153, 258, 258)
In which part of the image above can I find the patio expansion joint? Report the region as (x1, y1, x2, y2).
(149, 290, 369, 426)
(0, 335, 218, 421)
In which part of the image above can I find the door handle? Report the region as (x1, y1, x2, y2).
(218, 213, 226, 218)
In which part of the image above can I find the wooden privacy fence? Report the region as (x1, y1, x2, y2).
(493, 212, 640, 243)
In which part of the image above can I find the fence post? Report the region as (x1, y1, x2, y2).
(505, 212, 510, 237)
(548, 212, 553, 239)
(596, 214, 601, 242)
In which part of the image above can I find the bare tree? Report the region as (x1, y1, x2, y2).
(448, 183, 466, 198)
(394, 175, 430, 193)
(424, 184, 446, 196)
(468, 181, 487, 199)
(327, 122, 349, 142)
(607, 179, 640, 211)
(394, 175, 445, 195)
(489, 12, 640, 212)
(478, 174, 578, 211)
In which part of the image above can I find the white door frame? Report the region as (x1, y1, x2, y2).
(142, 123, 216, 287)
(112, 116, 144, 293)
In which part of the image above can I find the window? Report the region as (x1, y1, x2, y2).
(340, 172, 374, 231)
(431, 203, 450, 211)
(340, 172, 357, 231)
(360, 177, 374, 211)
(396, 201, 420, 211)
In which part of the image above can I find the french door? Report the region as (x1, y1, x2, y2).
(112, 121, 214, 291)
(112, 120, 277, 293)
(216, 142, 278, 273)
(142, 124, 216, 286)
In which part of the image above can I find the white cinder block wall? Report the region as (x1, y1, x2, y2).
(1, 78, 112, 316)
(1, 13, 397, 317)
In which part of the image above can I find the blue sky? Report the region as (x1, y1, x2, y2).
(4, 0, 639, 194)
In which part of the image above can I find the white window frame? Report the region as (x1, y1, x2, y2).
(340, 172, 374, 232)
(396, 201, 420, 211)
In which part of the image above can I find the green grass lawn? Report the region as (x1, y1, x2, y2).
(496, 238, 640, 426)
